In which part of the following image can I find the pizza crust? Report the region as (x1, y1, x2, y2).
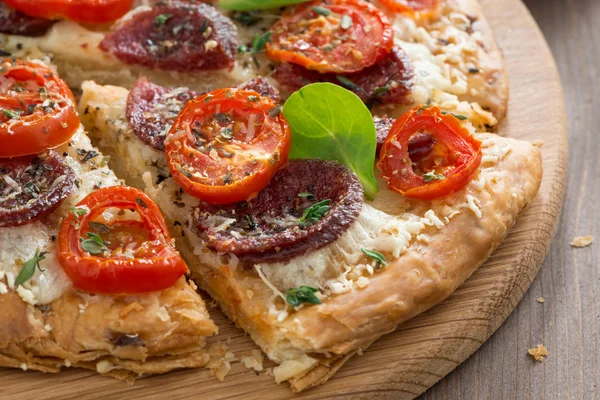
(79, 81, 541, 391)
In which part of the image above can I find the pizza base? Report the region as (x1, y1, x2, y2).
(0, 130, 217, 382)
(79, 81, 541, 391)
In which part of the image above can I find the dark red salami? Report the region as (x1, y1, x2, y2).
(0, 150, 75, 227)
(273, 47, 414, 105)
(100, 1, 238, 72)
(374, 115, 394, 153)
(0, 3, 55, 37)
(236, 77, 281, 103)
(193, 159, 362, 264)
(127, 77, 197, 151)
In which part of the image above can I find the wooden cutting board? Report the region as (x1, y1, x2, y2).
(0, 0, 567, 398)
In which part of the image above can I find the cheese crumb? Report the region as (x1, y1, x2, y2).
(44, 324, 52, 332)
(16, 286, 37, 305)
(96, 360, 116, 373)
(20, 363, 27, 371)
(537, 297, 545, 303)
(570, 235, 593, 248)
(528, 344, 548, 361)
(356, 276, 370, 288)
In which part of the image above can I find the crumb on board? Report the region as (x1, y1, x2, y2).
(528, 344, 548, 361)
(537, 297, 545, 303)
(240, 349, 264, 372)
(570, 235, 593, 248)
(207, 343, 237, 382)
(531, 140, 544, 147)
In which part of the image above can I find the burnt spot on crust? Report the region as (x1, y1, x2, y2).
(272, 47, 414, 105)
(0, 150, 75, 227)
(236, 77, 281, 103)
(192, 159, 363, 264)
(0, 3, 55, 37)
(110, 333, 145, 348)
(127, 77, 198, 151)
(100, 1, 238, 72)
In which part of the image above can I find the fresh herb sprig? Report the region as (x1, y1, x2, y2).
(221, 0, 310, 11)
(297, 199, 331, 225)
(423, 171, 446, 183)
(361, 248, 388, 267)
(15, 250, 48, 286)
(80, 232, 109, 255)
(285, 286, 322, 307)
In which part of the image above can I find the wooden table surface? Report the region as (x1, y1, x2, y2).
(422, 0, 599, 398)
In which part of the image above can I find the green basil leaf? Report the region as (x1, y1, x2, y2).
(282, 83, 379, 199)
(297, 199, 331, 225)
(220, 0, 310, 11)
(15, 250, 47, 286)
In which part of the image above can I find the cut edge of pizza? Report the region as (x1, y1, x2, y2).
(0, 60, 217, 382)
(79, 77, 542, 392)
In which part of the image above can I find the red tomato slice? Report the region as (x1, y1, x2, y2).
(377, 106, 482, 200)
(2, 0, 134, 24)
(379, 0, 440, 17)
(57, 186, 188, 294)
(0, 59, 79, 158)
(165, 88, 291, 204)
(266, 0, 394, 74)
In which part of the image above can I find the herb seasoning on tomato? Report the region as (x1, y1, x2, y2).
(266, 0, 394, 74)
(165, 88, 291, 204)
(0, 59, 79, 158)
(3, 0, 134, 24)
(377, 105, 482, 200)
(57, 186, 188, 294)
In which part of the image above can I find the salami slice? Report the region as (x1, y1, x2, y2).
(374, 115, 394, 152)
(273, 47, 414, 105)
(0, 3, 55, 37)
(99, 1, 238, 72)
(127, 77, 198, 151)
(193, 159, 362, 263)
(0, 150, 75, 227)
(236, 77, 281, 103)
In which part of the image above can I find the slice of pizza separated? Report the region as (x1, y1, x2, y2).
(0, 59, 217, 381)
(3, 0, 541, 393)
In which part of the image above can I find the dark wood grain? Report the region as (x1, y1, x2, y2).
(421, 0, 599, 398)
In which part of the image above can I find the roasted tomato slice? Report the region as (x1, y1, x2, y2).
(377, 106, 482, 200)
(378, 0, 439, 16)
(2, 0, 134, 24)
(266, 0, 394, 74)
(57, 186, 188, 294)
(0, 59, 79, 158)
(165, 88, 291, 204)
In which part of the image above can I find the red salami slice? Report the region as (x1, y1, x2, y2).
(273, 47, 414, 105)
(0, 150, 75, 227)
(100, 1, 238, 72)
(193, 159, 362, 264)
(236, 77, 281, 103)
(0, 3, 55, 37)
(127, 77, 198, 151)
(374, 115, 394, 152)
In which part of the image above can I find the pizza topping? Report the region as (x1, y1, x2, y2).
(266, 0, 394, 74)
(0, 150, 75, 227)
(165, 88, 290, 204)
(127, 77, 198, 151)
(374, 115, 394, 152)
(221, 0, 311, 11)
(15, 249, 48, 286)
(236, 77, 281, 103)
(0, 3, 55, 37)
(0, 58, 79, 158)
(100, 1, 238, 72)
(272, 46, 414, 105)
(377, 105, 482, 200)
(192, 159, 362, 263)
(285, 286, 321, 307)
(379, 0, 440, 16)
(2, 0, 134, 24)
(57, 186, 188, 294)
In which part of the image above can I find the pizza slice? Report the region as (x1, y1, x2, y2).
(0, 59, 216, 381)
(0, 0, 506, 128)
(79, 78, 542, 391)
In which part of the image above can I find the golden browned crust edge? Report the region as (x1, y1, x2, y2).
(0, 278, 216, 380)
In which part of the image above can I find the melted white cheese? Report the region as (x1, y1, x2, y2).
(0, 129, 121, 305)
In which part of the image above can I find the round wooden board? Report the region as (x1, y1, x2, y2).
(0, 0, 567, 399)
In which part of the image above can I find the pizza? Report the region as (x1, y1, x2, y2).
(0, 0, 543, 393)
